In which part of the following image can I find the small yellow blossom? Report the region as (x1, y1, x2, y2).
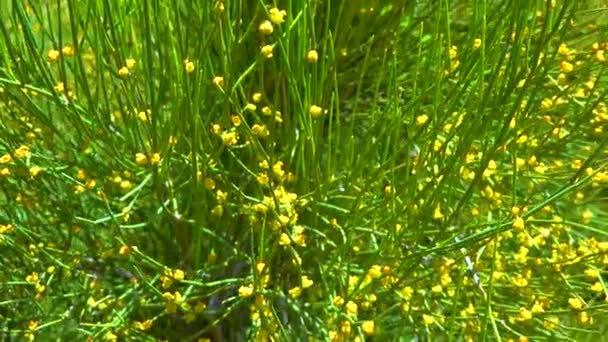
(213, 76, 224, 88)
(239, 284, 254, 298)
(126, 58, 136, 70)
(261, 45, 274, 58)
(560, 60, 573, 73)
(135, 153, 148, 165)
(269, 8, 287, 25)
(473, 38, 482, 49)
(306, 50, 319, 63)
(279, 233, 291, 245)
(584, 268, 600, 279)
(256, 172, 269, 185)
(135, 319, 152, 331)
(0, 154, 12, 164)
(289, 286, 302, 298)
(150, 153, 161, 165)
(54, 82, 65, 93)
(272, 161, 285, 178)
(568, 297, 584, 310)
(245, 103, 257, 112)
(362, 320, 375, 335)
(47, 49, 60, 62)
(309, 105, 323, 119)
(512, 216, 525, 231)
(449, 46, 457, 59)
(416, 114, 429, 126)
(259, 20, 274, 35)
(346, 301, 358, 315)
(596, 50, 606, 62)
(118, 66, 129, 77)
(517, 307, 532, 321)
(231, 114, 242, 126)
(15, 145, 30, 159)
(184, 59, 195, 73)
(29, 166, 42, 177)
(422, 314, 435, 325)
(261, 106, 272, 116)
(251, 124, 270, 138)
(301, 275, 314, 289)
(544, 316, 560, 330)
(221, 131, 238, 146)
(591, 282, 603, 292)
(252, 93, 262, 103)
(118, 245, 131, 255)
(173, 269, 185, 281)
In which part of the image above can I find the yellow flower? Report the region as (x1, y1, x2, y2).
(0, 154, 12, 164)
(306, 50, 319, 63)
(26, 272, 39, 283)
(135, 319, 152, 331)
(173, 269, 185, 281)
(231, 114, 242, 126)
(289, 286, 302, 298)
(272, 161, 285, 179)
(269, 8, 287, 25)
(251, 124, 270, 138)
(239, 284, 254, 298)
(135, 153, 148, 165)
(184, 59, 195, 73)
(517, 307, 532, 321)
(126, 58, 136, 69)
(512, 216, 525, 231)
(362, 320, 375, 335)
(560, 60, 573, 73)
(449, 46, 458, 59)
(544, 316, 560, 330)
(568, 297, 584, 310)
(279, 233, 291, 245)
(259, 20, 274, 35)
(473, 38, 482, 49)
(301, 275, 314, 289)
(256, 172, 269, 185)
(47, 49, 60, 62)
(54, 82, 65, 93)
(368, 265, 382, 279)
(591, 282, 603, 292)
(213, 76, 224, 88)
(29, 166, 42, 177)
(221, 131, 238, 146)
(584, 268, 600, 279)
(261, 106, 272, 116)
(558, 43, 570, 56)
(150, 153, 161, 165)
(119, 245, 131, 256)
(246, 94, 260, 105)
(15, 145, 30, 159)
(245, 103, 257, 112)
(345, 301, 358, 315)
(261, 45, 274, 59)
(118, 66, 129, 77)
(596, 50, 605, 62)
(422, 314, 435, 325)
(309, 105, 323, 119)
(416, 114, 428, 126)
